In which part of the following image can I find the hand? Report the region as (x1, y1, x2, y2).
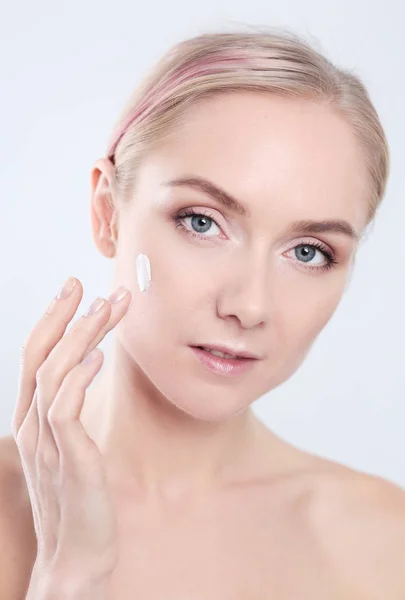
(11, 277, 132, 585)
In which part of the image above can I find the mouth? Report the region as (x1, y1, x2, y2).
(189, 345, 259, 377)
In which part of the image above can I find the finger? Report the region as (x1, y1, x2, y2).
(35, 297, 111, 422)
(12, 276, 83, 437)
(48, 347, 105, 460)
(36, 292, 130, 475)
(35, 288, 131, 421)
(15, 391, 40, 458)
(80, 288, 132, 361)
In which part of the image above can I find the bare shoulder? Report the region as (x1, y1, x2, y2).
(0, 434, 37, 598)
(307, 461, 405, 599)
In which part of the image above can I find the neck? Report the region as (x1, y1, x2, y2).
(80, 340, 270, 502)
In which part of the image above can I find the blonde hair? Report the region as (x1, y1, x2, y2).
(106, 26, 389, 228)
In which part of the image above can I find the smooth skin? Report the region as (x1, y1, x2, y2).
(0, 92, 405, 599)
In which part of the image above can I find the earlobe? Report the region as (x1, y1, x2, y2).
(90, 158, 119, 259)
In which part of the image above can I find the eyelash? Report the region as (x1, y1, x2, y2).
(173, 208, 338, 272)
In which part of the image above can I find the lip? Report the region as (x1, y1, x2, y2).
(192, 343, 261, 360)
(190, 345, 259, 377)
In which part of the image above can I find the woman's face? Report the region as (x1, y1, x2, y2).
(97, 92, 369, 421)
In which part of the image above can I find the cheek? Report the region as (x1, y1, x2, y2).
(118, 246, 214, 341)
(279, 280, 345, 352)
(145, 243, 219, 302)
(259, 282, 345, 390)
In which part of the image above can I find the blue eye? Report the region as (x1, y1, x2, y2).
(288, 242, 337, 271)
(190, 214, 212, 234)
(174, 208, 222, 239)
(295, 244, 316, 263)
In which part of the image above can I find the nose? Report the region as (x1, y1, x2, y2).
(216, 255, 269, 330)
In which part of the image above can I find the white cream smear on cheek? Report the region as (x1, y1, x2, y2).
(136, 253, 152, 292)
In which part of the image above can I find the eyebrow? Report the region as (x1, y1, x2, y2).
(162, 175, 359, 242)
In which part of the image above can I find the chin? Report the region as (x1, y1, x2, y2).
(162, 343, 265, 419)
(131, 351, 254, 422)
(153, 367, 265, 423)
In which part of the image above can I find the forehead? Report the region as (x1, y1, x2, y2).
(153, 93, 370, 229)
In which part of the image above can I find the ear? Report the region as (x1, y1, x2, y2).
(90, 157, 120, 258)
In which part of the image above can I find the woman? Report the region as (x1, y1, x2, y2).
(1, 27, 404, 599)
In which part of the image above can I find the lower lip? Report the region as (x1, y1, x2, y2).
(190, 346, 257, 377)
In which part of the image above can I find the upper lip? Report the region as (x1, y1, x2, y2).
(192, 343, 261, 360)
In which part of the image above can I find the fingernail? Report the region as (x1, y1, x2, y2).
(108, 286, 128, 303)
(84, 297, 105, 316)
(57, 277, 76, 300)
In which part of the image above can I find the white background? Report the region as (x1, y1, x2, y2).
(1, 1, 403, 486)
